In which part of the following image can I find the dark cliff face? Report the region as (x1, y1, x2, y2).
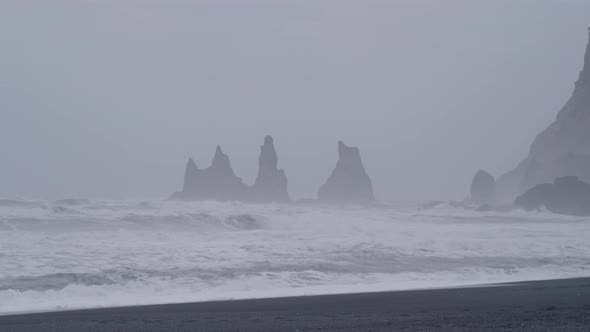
(317, 141, 374, 204)
(497, 28, 590, 202)
(515, 176, 590, 216)
(251, 136, 290, 202)
(470, 170, 496, 205)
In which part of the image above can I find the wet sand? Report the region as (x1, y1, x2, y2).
(1, 277, 589, 331)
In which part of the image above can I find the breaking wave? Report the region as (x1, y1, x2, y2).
(0, 199, 589, 314)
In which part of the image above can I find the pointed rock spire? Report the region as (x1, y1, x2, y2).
(317, 141, 374, 204)
(210, 146, 234, 175)
(172, 146, 247, 201)
(203, 145, 247, 200)
(182, 157, 201, 193)
(258, 136, 279, 177)
(251, 135, 290, 202)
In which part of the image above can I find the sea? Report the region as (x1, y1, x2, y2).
(0, 198, 588, 314)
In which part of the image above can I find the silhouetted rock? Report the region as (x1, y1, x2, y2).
(470, 170, 496, 205)
(172, 137, 292, 202)
(318, 141, 374, 204)
(182, 158, 200, 193)
(497, 28, 590, 202)
(250, 136, 290, 202)
(515, 176, 590, 216)
(171, 146, 248, 201)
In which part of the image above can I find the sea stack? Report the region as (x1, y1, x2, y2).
(250, 136, 290, 202)
(317, 141, 374, 204)
(171, 146, 248, 201)
(497, 27, 590, 202)
(515, 176, 590, 216)
(179, 157, 200, 194)
(470, 170, 496, 205)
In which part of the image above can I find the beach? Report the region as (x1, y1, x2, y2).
(1, 277, 589, 331)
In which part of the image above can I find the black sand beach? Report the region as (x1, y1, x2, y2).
(1, 278, 589, 332)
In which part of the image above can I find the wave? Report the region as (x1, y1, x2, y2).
(0, 205, 267, 232)
(0, 273, 115, 292)
(0, 199, 44, 208)
(52, 199, 90, 206)
(223, 214, 266, 230)
(0, 199, 589, 314)
(1, 264, 588, 315)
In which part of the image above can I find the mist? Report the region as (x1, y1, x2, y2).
(2, 0, 590, 202)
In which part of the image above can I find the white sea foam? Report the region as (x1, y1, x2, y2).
(0, 200, 589, 314)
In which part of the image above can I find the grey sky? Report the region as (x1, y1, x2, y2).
(1, 0, 590, 201)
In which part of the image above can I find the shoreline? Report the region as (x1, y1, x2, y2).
(0, 280, 509, 317)
(1, 277, 589, 331)
(0, 275, 581, 317)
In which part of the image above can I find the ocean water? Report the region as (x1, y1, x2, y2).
(0, 199, 589, 314)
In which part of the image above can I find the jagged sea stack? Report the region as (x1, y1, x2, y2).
(181, 157, 200, 193)
(497, 28, 590, 202)
(251, 136, 290, 202)
(317, 141, 374, 204)
(470, 170, 496, 205)
(171, 146, 248, 201)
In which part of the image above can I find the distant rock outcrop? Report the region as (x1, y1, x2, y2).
(470, 170, 496, 205)
(171, 146, 248, 201)
(318, 141, 374, 204)
(182, 157, 200, 193)
(250, 136, 290, 202)
(172, 136, 291, 202)
(515, 176, 590, 216)
(497, 28, 590, 202)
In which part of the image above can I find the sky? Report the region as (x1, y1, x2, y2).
(1, 0, 590, 202)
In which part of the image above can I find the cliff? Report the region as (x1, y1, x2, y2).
(497, 28, 590, 202)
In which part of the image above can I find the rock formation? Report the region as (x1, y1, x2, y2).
(470, 170, 496, 205)
(317, 141, 374, 204)
(172, 136, 291, 202)
(250, 136, 290, 202)
(515, 176, 590, 216)
(171, 146, 248, 201)
(497, 28, 590, 202)
(182, 157, 200, 193)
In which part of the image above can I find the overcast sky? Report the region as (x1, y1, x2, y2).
(1, 0, 590, 202)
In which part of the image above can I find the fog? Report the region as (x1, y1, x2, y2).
(1, 0, 590, 202)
